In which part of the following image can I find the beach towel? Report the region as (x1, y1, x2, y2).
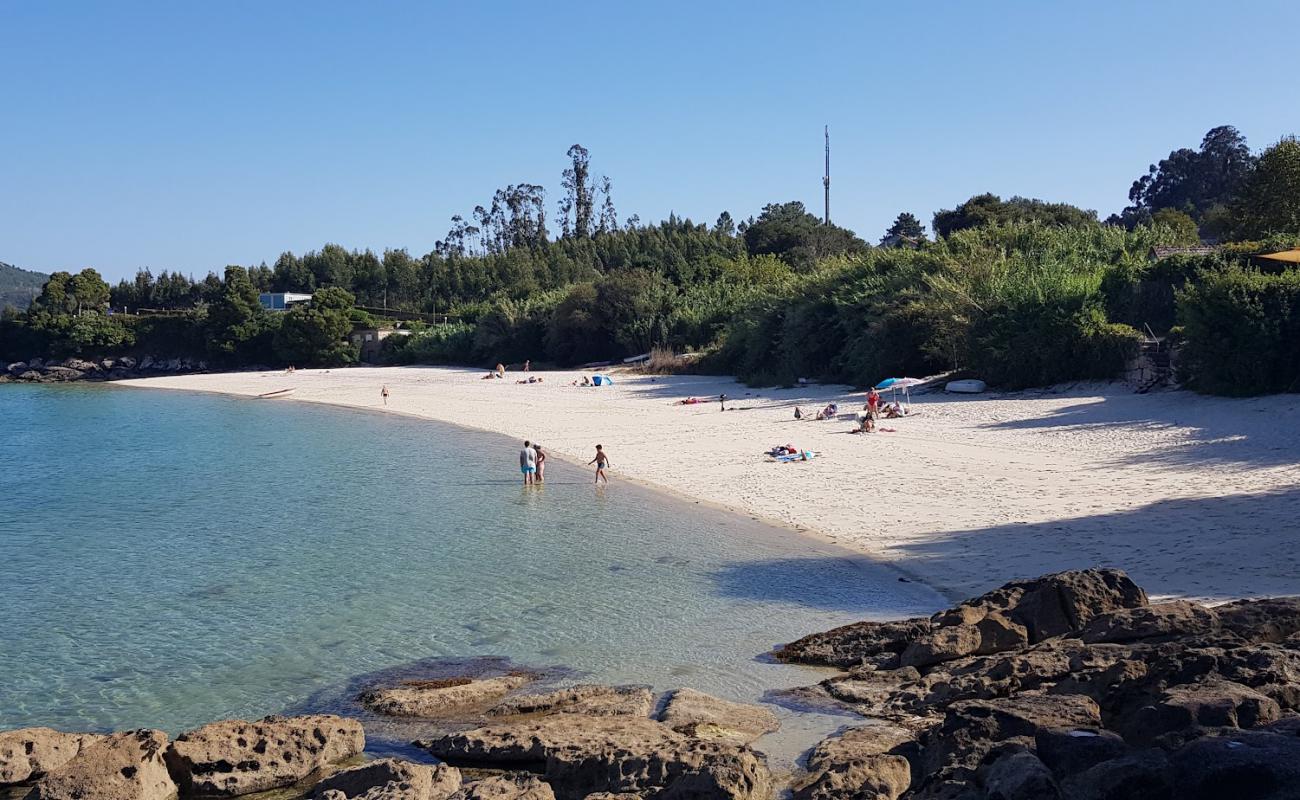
(774, 451, 816, 462)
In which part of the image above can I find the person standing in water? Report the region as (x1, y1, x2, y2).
(534, 444, 547, 483)
(588, 444, 611, 484)
(380, 385, 390, 405)
(520, 440, 537, 485)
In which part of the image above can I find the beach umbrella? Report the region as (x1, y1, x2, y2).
(873, 377, 922, 410)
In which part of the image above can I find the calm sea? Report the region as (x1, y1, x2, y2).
(0, 384, 940, 760)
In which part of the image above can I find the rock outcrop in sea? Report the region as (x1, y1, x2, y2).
(2, 356, 206, 383)
(2, 568, 1298, 800)
(775, 568, 1300, 800)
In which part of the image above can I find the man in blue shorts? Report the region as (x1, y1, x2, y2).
(520, 440, 537, 485)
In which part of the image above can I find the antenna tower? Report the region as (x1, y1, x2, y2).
(823, 126, 831, 225)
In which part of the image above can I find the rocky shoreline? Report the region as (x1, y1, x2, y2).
(3, 568, 1298, 800)
(1, 356, 206, 384)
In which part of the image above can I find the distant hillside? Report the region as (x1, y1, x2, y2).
(0, 262, 49, 310)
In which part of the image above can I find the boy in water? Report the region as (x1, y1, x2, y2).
(520, 440, 537, 485)
(588, 444, 611, 484)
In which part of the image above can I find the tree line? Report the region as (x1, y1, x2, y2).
(4, 130, 1299, 394)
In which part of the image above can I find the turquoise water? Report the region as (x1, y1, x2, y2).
(0, 384, 940, 756)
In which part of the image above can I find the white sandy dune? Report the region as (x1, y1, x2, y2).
(123, 367, 1300, 603)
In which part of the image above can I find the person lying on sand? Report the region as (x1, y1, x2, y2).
(849, 415, 875, 434)
(679, 397, 700, 405)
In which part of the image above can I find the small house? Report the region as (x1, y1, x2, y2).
(259, 292, 314, 311)
(350, 327, 410, 363)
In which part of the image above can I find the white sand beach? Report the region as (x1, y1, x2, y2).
(123, 367, 1300, 603)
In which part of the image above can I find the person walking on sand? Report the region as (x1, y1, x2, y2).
(381, 385, 390, 405)
(534, 444, 547, 483)
(524, 359, 531, 373)
(719, 393, 727, 412)
(588, 444, 611, 484)
(520, 440, 537, 485)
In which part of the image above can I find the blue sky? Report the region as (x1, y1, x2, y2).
(3, 1, 1298, 282)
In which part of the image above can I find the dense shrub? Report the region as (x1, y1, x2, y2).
(1177, 268, 1300, 395)
(384, 322, 476, 364)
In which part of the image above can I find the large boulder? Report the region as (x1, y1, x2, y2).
(1215, 597, 1300, 644)
(39, 367, 84, 382)
(775, 619, 932, 669)
(61, 358, 100, 373)
(0, 728, 102, 786)
(1167, 729, 1300, 800)
(27, 729, 176, 800)
(1032, 728, 1127, 780)
(422, 715, 771, 800)
(1058, 750, 1173, 800)
(917, 694, 1101, 788)
(488, 685, 653, 719)
(165, 714, 364, 796)
(313, 758, 460, 800)
(1077, 601, 1220, 644)
(980, 750, 1060, 800)
(454, 774, 555, 800)
(792, 725, 914, 800)
(900, 625, 982, 669)
(963, 569, 1148, 645)
(1139, 678, 1282, 741)
(362, 676, 533, 718)
(658, 689, 779, 744)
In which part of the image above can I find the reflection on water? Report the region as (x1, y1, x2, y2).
(0, 384, 943, 767)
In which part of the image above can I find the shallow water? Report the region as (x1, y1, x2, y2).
(0, 383, 941, 766)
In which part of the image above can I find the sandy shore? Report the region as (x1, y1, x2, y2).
(122, 367, 1300, 603)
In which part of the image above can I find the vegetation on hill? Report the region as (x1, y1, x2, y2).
(0, 262, 50, 311)
(3, 128, 1300, 395)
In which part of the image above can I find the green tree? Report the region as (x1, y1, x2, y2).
(882, 212, 925, 242)
(1118, 126, 1255, 227)
(743, 201, 867, 270)
(272, 286, 358, 366)
(1150, 208, 1201, 244)
(206, 266, 269, 361)
(1232, 136, 1300, 239)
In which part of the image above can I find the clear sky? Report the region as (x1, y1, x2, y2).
(3, 0, 1299, 282)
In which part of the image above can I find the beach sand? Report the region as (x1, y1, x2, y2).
(122, 367, 1300, 603)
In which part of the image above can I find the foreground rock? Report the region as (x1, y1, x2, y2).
(792, 725, 915, 800)
(421, 715, 771, 800)
(362, 675, 533, 718)
(487, 684, 653, 718)
(0, 728, 102, 786)
(314, 758, 461, 800)
(658, 689, 780, 743)
(165, 714, 364, 796)
(779, 569, 1300, 800)
(454, 774, 556, 800)
(27, 729, 176, 800)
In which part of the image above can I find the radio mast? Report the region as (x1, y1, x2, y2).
(823, 125, 831, 225)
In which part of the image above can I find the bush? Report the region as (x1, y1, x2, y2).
(1177, 267, 1300, 395)
(385, 322, 476, 364)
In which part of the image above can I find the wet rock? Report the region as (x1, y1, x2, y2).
(1216, 597, 1300, 644)
(422, 715, 771, 800)
(1078, 601, 1220, 644)
(362, 676, 533, 718)
(980, 750, 1059, 800)
(488, 685, 653, 719)
(455, 774, 555, 800)
(6, 362, 27, 376)
(1032, 728, 1127, 779)
(0, 728, 102, 786)
(792, 725, 914, 800)
(165, 714, 364, 796)
(1058, 750, 1173, 800)
(27, 729, 175, 800)
(658, 689, 779, 743)
(118, 356, 137, 370)
(18, 370, 43, 381)
(313, 758, 460, 800)
(775, 619, 932, 669)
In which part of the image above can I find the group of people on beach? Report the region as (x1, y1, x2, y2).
(519, 441, 611, 484)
